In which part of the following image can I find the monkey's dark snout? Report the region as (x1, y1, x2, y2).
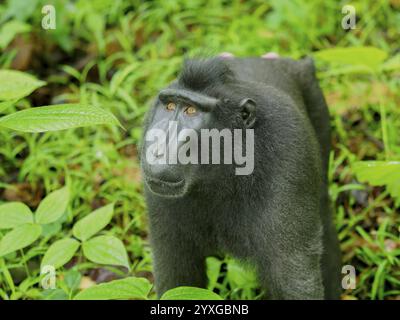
(146, 163, 181, 183)
(142, 139, 187, 197)
(143, 162, 186, 198)
(151, 142, 165, 159)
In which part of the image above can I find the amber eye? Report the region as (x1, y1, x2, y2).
(166, 102, 176, 111)
(184, 106, 197, 115)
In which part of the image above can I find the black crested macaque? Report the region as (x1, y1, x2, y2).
(140, 56, 342, 300)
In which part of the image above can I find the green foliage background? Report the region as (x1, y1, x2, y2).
(0, 0, 399, 300)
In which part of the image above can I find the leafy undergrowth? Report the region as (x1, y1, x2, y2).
(0, 0, 399, 300)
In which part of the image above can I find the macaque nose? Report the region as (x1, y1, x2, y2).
(152, 141, 165, 158)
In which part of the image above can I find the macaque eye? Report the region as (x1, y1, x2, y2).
(184, 106, 197, 115)
(166, 102, 176, 111)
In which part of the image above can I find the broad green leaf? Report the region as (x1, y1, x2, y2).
(74, 277, 151, 300)
(314, 47, 388, 72)
(82, 235, 129, 268)
(319, 65, 379, 77)
(72, 203, 114, 241)
(161, 287, 223, 300)
(353, 161, 400, 206)
(0, 104, 121, 132)
(41, 222, 62, 237)
(64, 269, 82, 291)
(0, 70, 45, 101)
(0, 202, 33, 229)
(0, 20, 31, 49)
(41, 238, 80, 269)
(35, 187, 69, 225)
(0, 100, 16, 113)
(0, 224, 42, 257)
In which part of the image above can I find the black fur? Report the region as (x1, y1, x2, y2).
(140, 57, 342, 300)
(178, 58, 234, 91)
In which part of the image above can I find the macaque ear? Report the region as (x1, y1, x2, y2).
(239, 98, 256, 128)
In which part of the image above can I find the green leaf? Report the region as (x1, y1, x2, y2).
(380, 54, 400, 72)
(72, 203, 114, 241)
(0, 70, 45, 101)
(85, 12, 105, 54)
(355, 226, 375, 245)
(371, 261, 388, 300)
(0, 224, 42, 257)
(41, 289, 69, 300)
(110, 64, 137, 96)
(161, 287, 223, 300)
(35, 187, 69, 225)
(0, 202, 33, 229)
(0, 100, 16, 113)
(74, 277, 151, 300)
(0, 20, 31, 49)
(353, 161, 400, 206)
(41, 222, 62, 237)
(206, 257, 222, 290)
(82, 235, 129, 268)
(41, 238, 80, 269)
(64, 269, 82, 291)
(226, 259, 258, 290)
(2, 0, 39, 22)
(0, 104, 122, 132)
(314, 47, 388, 72)
(319, 65, 380, 77)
